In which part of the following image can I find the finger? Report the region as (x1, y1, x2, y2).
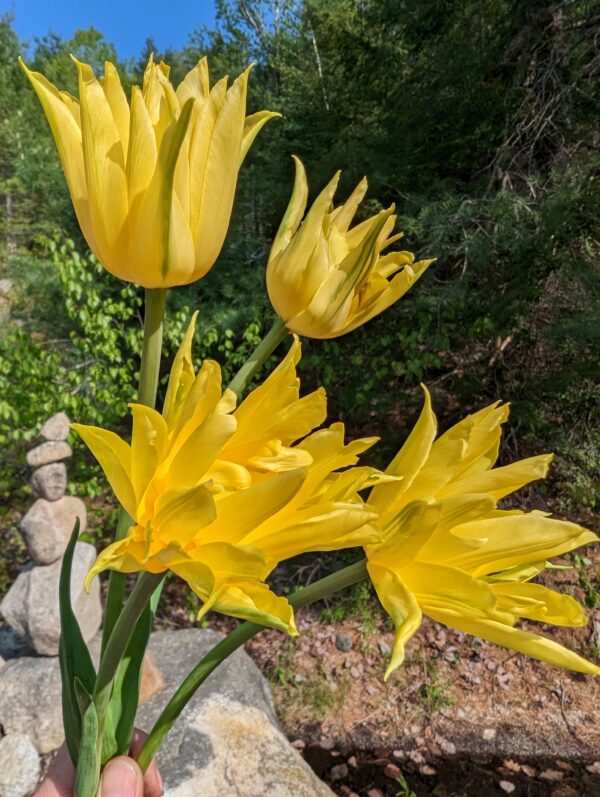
(100, 757, 144, 797)
(130, 729, 163, 797)
(33, 745, 75, 797)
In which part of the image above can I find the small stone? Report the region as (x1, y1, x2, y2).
(330, 763, 349, 781)
(0, 734, 40, 797)
(378, 639, 392, 655)
(367, 790, 384, 797)
(0, 542, 101, 656)
(499, 781, 515, 794)
(482, 728, 497, 741)
(585, 762, 600, 775)
(420, 765, 436, 776)
(540, 770, 564, 782)
(26, 441, 72, 468)
(0, 278, 13, 296)
(292, 739, 306, 750)
(384, 763, 402, 779)
(551, 787, 580, 797)
(31, 462, 67, 501)
(392, 750, 406, 761)
(440, 739, 457, 756)
(522, 765, 537, 777)
(320, 737, 336, 751)
(408, 750, 425, 766)
(139, 651, 165, 703)
(335, 632, 353, 652)
(20, 496, 87, 565)
(347, 756, 357, 768)
(40, 412, 71, 441)
(502, 760, 521, 773)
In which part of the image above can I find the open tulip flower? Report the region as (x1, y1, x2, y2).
(266, 156, 434, 338)
(365, 387, 600, 679)
(72, 315, 382, 633)
(20, 56, 279, 287)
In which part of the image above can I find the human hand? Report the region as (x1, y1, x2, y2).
(34, 731, 163, 797)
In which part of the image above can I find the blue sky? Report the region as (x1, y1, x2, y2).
(3, 0, 217, 59)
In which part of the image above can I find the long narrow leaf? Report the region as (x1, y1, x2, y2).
(58, 519, 96, 765)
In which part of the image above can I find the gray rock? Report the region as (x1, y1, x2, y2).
(0, 542, 101, 655)
(138, 629, 334, 796)
(335, 632, 353, 652)
(0, 278, 13, 296)
(31, 462, 67, 501)
(40, 412, 71, 441)
(0, 734, 40, 797)
(0, 656, 63, 753)
(20, 496, 87, 565)
(26, 441, 72, 468)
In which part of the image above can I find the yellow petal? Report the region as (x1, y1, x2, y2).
(129, 97, 194, 286)
(18, 59, 95, 251)
(71, 423, 136, 518)
(129, 404, 168, 504)
(154, 483, 216, 545)
(426, 608, 600, 675)
(188, 69, 248, 274)
(73, 57, 128, 273)
(240, 110, 281, 164)
(441, 454, 553, 500)
(367, 562, 422, 680)
(448, 515, 598, 578)
(491, 582, 588, 627)
(270, 155, 309, 261)
(208, 580, 297, 634)
(99, 61, 130, 158)
(162, 312, 199, 426)
(369, 385, 437, 519)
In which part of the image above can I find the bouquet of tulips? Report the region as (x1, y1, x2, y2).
(20, 55, 599, 794)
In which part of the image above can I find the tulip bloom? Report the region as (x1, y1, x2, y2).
(266, 157, 434, 338)
(73, 316, 382, 632)
(365, 387, 599, 679)
(20, 56, 279, 287)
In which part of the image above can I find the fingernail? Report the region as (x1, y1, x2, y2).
(101, 759, 141, 796)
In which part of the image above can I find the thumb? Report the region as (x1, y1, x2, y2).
(100, 757, 144, 797)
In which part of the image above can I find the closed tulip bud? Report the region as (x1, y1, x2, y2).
(266, 157, 434, 338)
(20, 56, 279, 287)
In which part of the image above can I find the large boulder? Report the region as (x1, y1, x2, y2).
(0, 542, 101, 655)
(40, 412, 71, 441)
(0, 734, 40, 797)
(26, 441, 72, 468)
(31, 462, 67, 501)
(138, 629, 334, 796)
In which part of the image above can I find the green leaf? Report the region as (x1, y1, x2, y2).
(58, 518, 96, 765)
(102, 576, 165, 762)
(74, 700, 101, 797)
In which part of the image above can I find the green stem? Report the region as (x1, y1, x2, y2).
(227, 316, 289, 397)
(137, 288, 167, 408)
(136, 559, 368, 771)
(95, 573, 164, 703)
(101, 288, 167, 655)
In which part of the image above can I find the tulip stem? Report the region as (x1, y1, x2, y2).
(138, 287, 168, 407)
(136, 559, 369, 772)
(228, 316, 289, 397)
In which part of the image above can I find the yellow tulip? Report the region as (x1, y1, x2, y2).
(20, 56, 279, 287)
(266, 157, 434, 338)
(365, 387, 599, 679)
(73, 315, 382, 632)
